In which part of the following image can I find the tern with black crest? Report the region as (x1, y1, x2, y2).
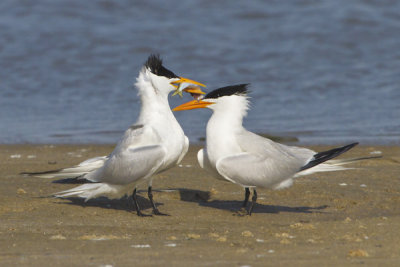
(174, 84, 368, 215)
(25, 54, 205, 216)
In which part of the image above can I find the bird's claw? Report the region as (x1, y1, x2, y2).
(136, 210, 152, 217)
(232, 208, 248, 217)
(152, 209, 170, 216)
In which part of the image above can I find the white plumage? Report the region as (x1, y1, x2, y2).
(174, 84, 364, 215)
(27, 55, 205, 216)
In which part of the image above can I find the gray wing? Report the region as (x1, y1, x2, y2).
(236, 130, 314, 163)
(85, 145, 166, 185)
(216, 152, 301, 188)
(111, 124, 162, 155)
(215, 130, 313, 188)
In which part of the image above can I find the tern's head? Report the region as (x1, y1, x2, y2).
(142, 54, 205, 96)
(173, 84, 250, 112)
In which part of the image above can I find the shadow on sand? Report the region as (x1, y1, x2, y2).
(51, 187, 328, 215)
(176, 188, 328, 214)
(199, 200, 328, 214)
(54, 195, 159, 213)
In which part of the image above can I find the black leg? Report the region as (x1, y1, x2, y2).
(242, 187, 250, 207)
(247, 189, 257, 215)
(148, 186, 169, 216)
(236, 188, 251, 216)
(132, 188, 151, 217)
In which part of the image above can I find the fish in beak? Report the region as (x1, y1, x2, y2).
(171, 77, 206, 97)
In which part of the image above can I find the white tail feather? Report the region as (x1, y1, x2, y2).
(294, 156, 375, 177)
(54, 183, 131, 201)
(295, 163, 354, 177)
(33, 156, 107, 179)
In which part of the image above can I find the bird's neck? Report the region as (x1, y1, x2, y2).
(206, 97, 249, 159)
(208, 97, 248, 134)
(135, 71, 173, 123)
(208, 110, 244, 133)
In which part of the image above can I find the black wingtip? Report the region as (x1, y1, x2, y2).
(20, 169, 63, 176)
(52, 177, 92, 184)
(299, 142, 359, 171)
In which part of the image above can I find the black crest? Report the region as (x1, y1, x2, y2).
(205, 84, 249, 99)
(145, 54, 179, 79)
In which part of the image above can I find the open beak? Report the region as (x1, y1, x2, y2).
(171, 77, 206, 97)
(172, 99, 213, 111)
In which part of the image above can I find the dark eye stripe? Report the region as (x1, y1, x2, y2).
(205, 84, 249, 99)
(145, 54, 179, 79)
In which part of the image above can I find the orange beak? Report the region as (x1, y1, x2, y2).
(170, 77, 206, 88)
(172, 99, 213, 111)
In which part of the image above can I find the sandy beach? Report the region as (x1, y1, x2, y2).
(0, 144, 399, 266)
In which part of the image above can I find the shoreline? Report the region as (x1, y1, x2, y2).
(1, 135, 398, 147)
(1, 144, 399, 266)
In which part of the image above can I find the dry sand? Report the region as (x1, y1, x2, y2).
(0, 144, 399, 266)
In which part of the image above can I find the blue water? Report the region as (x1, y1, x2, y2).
(0, 0, 399, 145)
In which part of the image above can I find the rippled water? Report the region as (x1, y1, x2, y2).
(1, 0, 399, 144)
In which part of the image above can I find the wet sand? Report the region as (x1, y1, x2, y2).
(0, 144, 399, 266)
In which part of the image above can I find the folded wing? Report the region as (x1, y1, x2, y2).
(216, 152, 301, 188)
(85, 145, 166, 185)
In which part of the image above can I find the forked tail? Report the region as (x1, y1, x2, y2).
(21, 156, 107, 179)
(296, 142, 381, 177)
(299, 143, 358, 171)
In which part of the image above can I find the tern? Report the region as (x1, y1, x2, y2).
(25, 54, 205, 216)
(173, 84, 367, 215)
